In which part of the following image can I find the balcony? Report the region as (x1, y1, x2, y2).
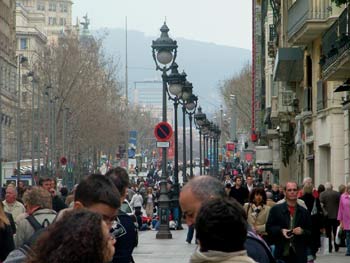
(321, 7, 350, 81)
(287, 0, 336, 45)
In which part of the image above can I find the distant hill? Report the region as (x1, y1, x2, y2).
(96, 28, 251, 112)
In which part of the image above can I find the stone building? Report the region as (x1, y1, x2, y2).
(0, 0, 18, 162)
(258, 0, 349, 187)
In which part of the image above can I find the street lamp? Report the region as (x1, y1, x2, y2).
(216, 127, 221, 177)
(180, 80, 193, 184)
(166, 63, 185, 230)
(185, 94, 198, 179)
(151, 22, 177, 239)
(17, 55, 28, 189)
(201, 118, 210, 174)
(208, 122, 216, 176)
(194, 106, 206, 175)
(230, 94, 237, 142)
(26, 71, 36, 181)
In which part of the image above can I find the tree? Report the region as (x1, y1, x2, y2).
(219, 62, 252, 142)
(32, 33, 125, 176)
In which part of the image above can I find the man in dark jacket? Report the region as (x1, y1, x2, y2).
(106, 167, 138, 263)
(320, 182, 340, 252)
(266, 182, 312, 263)
(39, 177, 67, 213)
(229, 176, 249, 205)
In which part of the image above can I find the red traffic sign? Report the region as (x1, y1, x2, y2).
(154, 122, 173, 142)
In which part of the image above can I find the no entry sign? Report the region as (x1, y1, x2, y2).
(154, 122, 173, 142)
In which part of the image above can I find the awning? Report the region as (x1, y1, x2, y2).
(273, 48, 304, 82)
(334, 79, 350, 92)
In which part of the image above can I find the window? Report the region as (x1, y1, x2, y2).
(37, 1, 45, 11)
(59, 18, 66, 25)
(60, 3, 68, 12)
(48, 2, 56, 11)
(48, 17, 57, 25)
(20, 38, 28, 50)
(317, 80, 327, 111)
(22, 91, 28, 103)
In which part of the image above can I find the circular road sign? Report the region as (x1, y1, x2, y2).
(154, 122, 173, 142)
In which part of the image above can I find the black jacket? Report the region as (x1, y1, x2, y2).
(5, 212, 16, 234)
(52, 195, 67, 213)
(229, 186, 249, 205)
(0, 221, 15, 261)
(266, 202, 312, 263)
(111, 210, 138, 263)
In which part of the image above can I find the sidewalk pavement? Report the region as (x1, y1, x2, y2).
(133, 225, 350, 263)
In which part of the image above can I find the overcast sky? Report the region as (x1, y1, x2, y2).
(72, 0, 252, 49)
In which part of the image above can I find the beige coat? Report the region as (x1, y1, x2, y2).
(190, 249, 256, 263)
(243, 203, 270, 235)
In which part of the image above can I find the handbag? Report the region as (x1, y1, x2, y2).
(335, 225, 345, 245)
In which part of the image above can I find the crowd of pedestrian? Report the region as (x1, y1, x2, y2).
(0, 166, 349, 263)
(180, 174, 350, 263)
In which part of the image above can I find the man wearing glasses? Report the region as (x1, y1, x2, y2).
(266, 182, 312, 263)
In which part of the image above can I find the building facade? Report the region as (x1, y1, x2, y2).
(0, 0, 18, 162)
(16, 0, 73, 43)
(16, 2, 47, 160)
(259, 0, 348, 187)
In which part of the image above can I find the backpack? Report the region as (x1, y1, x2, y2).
(4, 215, 54, 263)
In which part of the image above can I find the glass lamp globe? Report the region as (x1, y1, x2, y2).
(169, 83, 183, 97)
(186, 102, 196, 111)
(182, 91, 192, 101)
(157, 50, 173, 65)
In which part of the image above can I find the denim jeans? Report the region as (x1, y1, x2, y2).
(186, 225, 194, 243)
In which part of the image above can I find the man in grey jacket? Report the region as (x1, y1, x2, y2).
(15, 187, 57, 248)
(320, 182, 340, 253)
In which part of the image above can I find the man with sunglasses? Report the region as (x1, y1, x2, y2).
(266, 182, 312, 263)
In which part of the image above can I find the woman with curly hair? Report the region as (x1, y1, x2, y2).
(243, 187, 271, 243)
(27, 209, 115, 263)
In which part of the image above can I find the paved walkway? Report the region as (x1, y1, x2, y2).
(133, 225, 350, 263)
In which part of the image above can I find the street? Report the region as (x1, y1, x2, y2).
(133, 225, 350, 263)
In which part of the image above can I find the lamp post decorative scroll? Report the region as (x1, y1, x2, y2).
(151, 22, 177, 239)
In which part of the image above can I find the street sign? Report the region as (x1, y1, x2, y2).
(156, 141, 170, 148)
(154, 122, 173, 142)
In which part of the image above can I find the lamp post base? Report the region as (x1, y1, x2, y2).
(156, 225, 173, 239)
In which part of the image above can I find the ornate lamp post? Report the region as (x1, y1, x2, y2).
(194, 106, 206, 175)
(209, 122, 215, 176)
(201, 118, 210, 174)
(17, 55, 28, 189)
(151, 22, 177, 239)
(185, 94, 198, 179)
(166, 63, 185, 230)
(216, 127, 221, 177)
(180, 80, 193, 184)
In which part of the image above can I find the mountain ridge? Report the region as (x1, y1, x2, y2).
(96, 28, 251, 112)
